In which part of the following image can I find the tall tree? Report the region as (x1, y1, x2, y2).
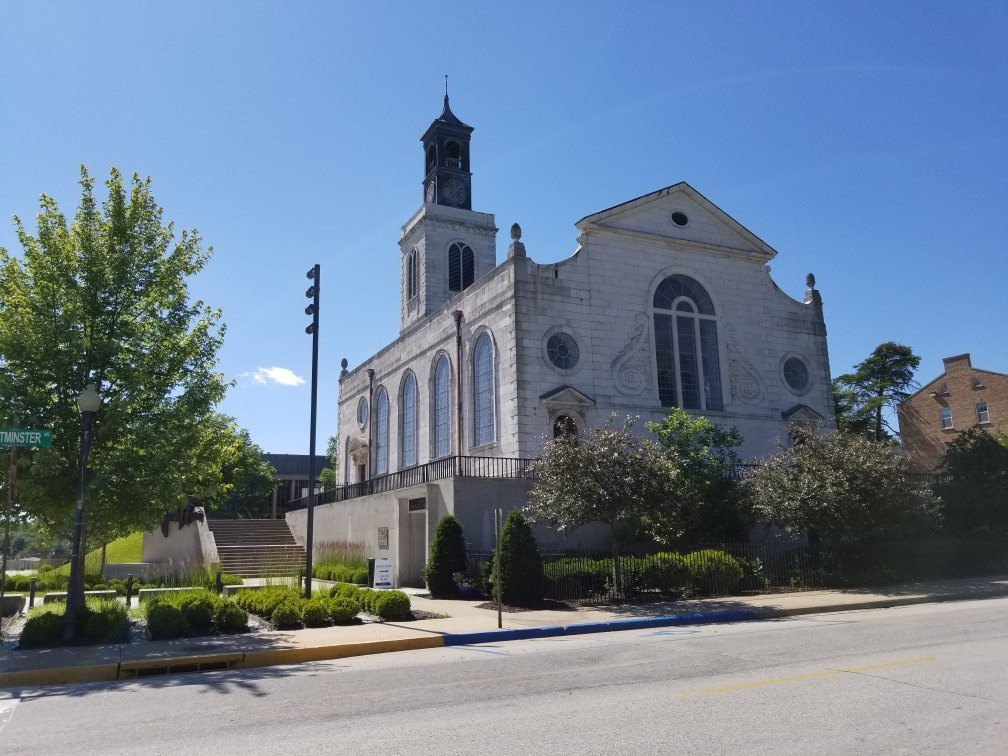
(835, 341, 921, 440)
(527, 415, 681, 589)
(197, 416, 277, 519)
(0, 167, 229, 544)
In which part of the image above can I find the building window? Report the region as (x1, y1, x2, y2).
(546, 332, 580, 371)
(407, 250, 418, 301)
(433, 355, 451, 458)
(783, 356, 810, 394)
(448, 242, 474, 293)
(375, 388, 389, 474)
(473, 332, 495, 446)
(652, 275, 724, 411)
(445, 140, 462, 169)
(357, 397, 368, 429)
(976, 401, 990, 424)
(553, 415, 577, 439)
(939, 407, 953, 429)
(400, 372, 417, 467)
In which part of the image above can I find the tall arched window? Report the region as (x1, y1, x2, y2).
(473, 332, 495, 446)
(433, 355, 451, 458)
(406, 250, 418, 300)
(652, 275, 723, 411)
(375, 387, 389, 474)
(448, 242, 474, 293)
(400, 372, 417, 467)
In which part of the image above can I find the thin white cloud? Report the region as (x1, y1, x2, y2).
(244, 366, 306, 387)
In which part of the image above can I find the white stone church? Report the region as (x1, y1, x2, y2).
(287, 96, 835, 586)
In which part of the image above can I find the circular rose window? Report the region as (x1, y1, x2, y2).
(546, 332, 580, 371)
(357, 397, 369, 428)
(783, 357, 809, 394)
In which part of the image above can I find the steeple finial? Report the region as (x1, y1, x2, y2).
(445, 74, 448, 97)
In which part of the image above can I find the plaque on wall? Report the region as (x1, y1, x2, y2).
(378, 527, 389, 550)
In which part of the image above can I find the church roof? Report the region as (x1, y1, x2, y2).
(422, 95, 474, 139)
(576, 181, 779, 261)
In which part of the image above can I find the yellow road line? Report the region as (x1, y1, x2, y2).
(683, 656, 935, 697)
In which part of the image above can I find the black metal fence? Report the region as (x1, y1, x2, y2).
(286, 455, 536, 511)
(466, 537, 1008, 605)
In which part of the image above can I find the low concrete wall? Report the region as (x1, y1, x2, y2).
(141, 510, 217, 567)
(1, 595, 26, 617)
(102, 563, 153, 581)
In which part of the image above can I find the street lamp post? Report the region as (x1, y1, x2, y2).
(63, 382, 100, 641)
(304, 265, 320, 599)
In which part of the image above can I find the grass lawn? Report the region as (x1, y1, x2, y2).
(51, 532, 143, 576)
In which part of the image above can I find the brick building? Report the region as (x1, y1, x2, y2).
(898, 353, 1007, 470)
(287, 97, 836, 585)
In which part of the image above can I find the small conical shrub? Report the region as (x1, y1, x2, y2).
(498, 509, 543, 605)
(423, 514, 468, 597)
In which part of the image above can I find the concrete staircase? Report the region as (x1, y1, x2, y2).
(207, 519, 306, 579)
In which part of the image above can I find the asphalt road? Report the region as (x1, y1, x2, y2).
(2, 598, 1007, 754)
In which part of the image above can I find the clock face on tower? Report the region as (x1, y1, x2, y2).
(442, 178, 467, 207)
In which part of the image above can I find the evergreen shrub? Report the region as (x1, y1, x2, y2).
(270, 599, 303, 629)
(423, 515, 467, 597)
(19, 605, 64, 647)
(328, 598, 360, 624)
(214, 601, 248, 634)
(497, 510, 543, 605)
(370, 590, 411, 620)
(146, 602, 187, 640)
(302, 597, 331, 627)
(685, 549, 743, 595)
(81, 598, 131, 643)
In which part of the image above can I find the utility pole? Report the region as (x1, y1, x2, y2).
(304, 264, 320, 599)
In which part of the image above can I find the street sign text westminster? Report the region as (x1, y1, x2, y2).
(0, 428, 53, 447)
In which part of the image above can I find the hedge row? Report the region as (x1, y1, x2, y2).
(312, 564, 368, 584)
(20, 598, 131, 648)
(143, 589, 248, 640)
(2, 571, 242, 594)
(231, 584, 412, 629)
(542, 549, 744, 598)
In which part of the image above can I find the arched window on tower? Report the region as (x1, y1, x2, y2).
(448, 242, 474, 293)
(425, 144, 436, 173)
(445, 140, 462, 169)
(375, 387, 389, 475)
(433, 355, 452, 458)
(652, 275, 724, 411)
(407, 250, 418, 300)
(473, 332, 495, 446)
(400, 372, 417, 468)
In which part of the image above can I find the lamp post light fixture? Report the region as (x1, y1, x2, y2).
(63, 382, 100, 641)
(304, 264, 320, 599)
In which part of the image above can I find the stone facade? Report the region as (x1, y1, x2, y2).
(301, 100, 836, 586)
(898, 353, 1008, 470)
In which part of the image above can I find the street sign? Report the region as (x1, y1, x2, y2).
(0, 429, 52, 448)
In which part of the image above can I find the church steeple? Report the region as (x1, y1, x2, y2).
(421, 93, 474, 210)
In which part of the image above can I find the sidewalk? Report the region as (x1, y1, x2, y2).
(2, 574, 1007, 688)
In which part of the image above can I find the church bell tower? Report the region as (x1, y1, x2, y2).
(398, 94, 498, 333)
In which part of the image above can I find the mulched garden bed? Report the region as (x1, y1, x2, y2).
(474, 599, 574, 613)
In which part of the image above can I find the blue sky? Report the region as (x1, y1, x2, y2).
(2, 2, 1006, 453)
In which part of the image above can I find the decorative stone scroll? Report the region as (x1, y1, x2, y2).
(726, 326, 763, 406)
(611, 312, 652, 396)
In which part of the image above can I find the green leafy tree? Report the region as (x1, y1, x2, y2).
(646, 408, 750, 542)
(527, 415, 681, 590)
(203, 418, 277, 519)
(937, 427, 1008, 536)
(835, 342, 921, 440)
(0, 167, 228, 545)
(423, 514, 468, 597)
(318, 434, 340, 489)
(743, 424, 939, 543)
(831, 378, 874, 436)
(496, 509, 543, 605)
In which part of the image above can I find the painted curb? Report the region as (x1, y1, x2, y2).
(442, 608, 757, 646)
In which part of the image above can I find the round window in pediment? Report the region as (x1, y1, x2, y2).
(357, 397, 369, 429)
(783, 356, 810, 394)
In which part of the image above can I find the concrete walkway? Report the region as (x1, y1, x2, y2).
(2, 574, 1007, 687)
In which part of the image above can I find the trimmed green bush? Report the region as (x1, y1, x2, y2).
(19, 604, 65, 647)
(233, 586, 301, 619)
(271, 599, 303, 629)
(328, 598, 359, 624)
(313, 565, 369, 584)
(81, 598, 131, 643)
(214, 601, 248, 633)
(497, 510, 543, 605)
(370, 590, 411, 620)
(328, 583, 362, 604)
(146, 601, 187, 640)
(642, 552, 690, 595)
(302, 597, 331, 627)
(356, 587, 377, 614)
(685, 549, 743, 596)
(423, 514, 467, 597)
(177, 592, 219, 632)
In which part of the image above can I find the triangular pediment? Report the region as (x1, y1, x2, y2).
(576, 182, 777, 260)
(540, 385, 596, 409)
(781, 404, 825, 424)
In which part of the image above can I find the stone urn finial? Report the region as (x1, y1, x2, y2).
(508, 222, 526, 258)
(804, 272, 822, 307)
(510, 223, 522, 241)
(806, 272, 816, 289)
